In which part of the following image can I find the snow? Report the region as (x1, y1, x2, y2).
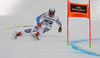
(0, 0, 100, 58)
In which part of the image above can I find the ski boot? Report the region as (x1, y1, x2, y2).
(15, 32, 22, 39)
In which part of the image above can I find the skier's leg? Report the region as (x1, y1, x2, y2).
(42, 26, 52, 34)
(16, 26, 39, 36)
(34, 25, 52, 37)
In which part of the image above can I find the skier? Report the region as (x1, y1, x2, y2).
(15, 8, 62, 40)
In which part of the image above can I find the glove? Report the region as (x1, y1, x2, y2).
(37, 23, 41, 27)
(58, 27, 62, 33)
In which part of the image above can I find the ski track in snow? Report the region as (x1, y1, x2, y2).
(70, 38, 100, 56)
(3, 38, 100, 57)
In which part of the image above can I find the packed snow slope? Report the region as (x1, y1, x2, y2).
(0, 0, 100, 58)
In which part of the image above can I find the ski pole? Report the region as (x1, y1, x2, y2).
(1, 25, 37, 30)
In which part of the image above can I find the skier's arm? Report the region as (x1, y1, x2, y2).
(56, 18, 62, 33)
(36, 12, 46, 27)
(36, 12, 46, 23)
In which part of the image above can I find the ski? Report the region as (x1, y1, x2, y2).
(33, 34, 39, 40)
(31, 32, 39, 40)
(15, 32, 18, 39)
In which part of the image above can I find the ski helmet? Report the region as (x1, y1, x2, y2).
(49, 8, 55, 13)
